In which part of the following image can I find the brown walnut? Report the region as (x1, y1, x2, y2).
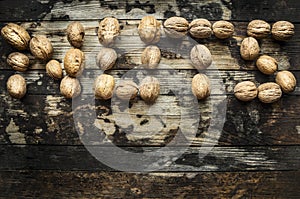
(141, 45, 161, 69)
(190, 44, 212, 70)
(139, 76, 160, 104)
(256, 55, 277, 75)
(60, 76, 81, 99)
(7, 74, 27, 99)
(46, 60, 63, 80)
(64, 48, 85, 77)
(247, 20, 271, 39)
(189, 18, 212, 39)
(98, 17, 120, 47)
(191, 74, 210, 100)
(1, 23, 31, 50)
(66, 22, 85, 48)
(115, 80, 139, 100)
(234, 81, 258, 102)
(212, 20, 234, 39)
(7, 52, 30, 72)
(96, 48, 117, 71)
(138, 16, 161, 44)
(275, 70, 297, 93)
(163, 16, 189, 39)
(94, 74, 115, 100)
(272, 21, 294, 41)
(240, 37, 260, 61)
(29, 35, 53, 61)
(258, 82, 282, 103)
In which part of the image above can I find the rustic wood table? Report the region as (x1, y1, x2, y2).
(0, 0, 299, 198)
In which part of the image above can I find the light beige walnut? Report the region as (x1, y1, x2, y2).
(115, 80, 139, 100)
(256, 55, 278, 75)
(64, 48, 85, 77)
(139, 76, 160, 104)
(275, 70, 297, 93)
(212, 20, 234, 39)
(46, 60, 63, 80)
(60, 76, 81, 99)
(7, 74, 27, 99)
(234, 81, 258, 102)
(272, 21, 294, 41)
(29, 35, 53, 61)
(189, 18, 212, 39)
(163, 16, 189, 38)
(1, 23, 31, 50)
(191, 73, 210, 100)
(94, 74, 115, 100)
(96, 48, 117, 71)
(258, 82, 282, 103)
(141, 45, 161, 69)
(138, 16, 161, 44)
(240, 37, 260, 61)
(247, 20, 270, 39)
(7, 52, 30, 72)
(66, 21, 85, 48)
(190, 44, 212, 70)
(98, 17, 120, 47)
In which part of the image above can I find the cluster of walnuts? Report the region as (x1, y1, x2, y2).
(1, 17, 297, 105)
(235, 20, 297, 103)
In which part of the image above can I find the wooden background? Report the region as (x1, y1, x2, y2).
(0, 0, 300, 198)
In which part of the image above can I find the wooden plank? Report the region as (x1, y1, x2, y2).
(1, 94, 300, 146)
(1, 21, 299, 71)
(0, 145, 299, 171)
(0, 170, 299, 198)
(0, 0, 300, 22)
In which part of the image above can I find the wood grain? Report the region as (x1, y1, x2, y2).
(0, 170, 299, 198)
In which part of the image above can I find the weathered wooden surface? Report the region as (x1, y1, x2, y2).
(0, 0, 300, 198)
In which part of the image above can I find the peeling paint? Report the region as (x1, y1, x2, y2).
(5, 119, 26, 145)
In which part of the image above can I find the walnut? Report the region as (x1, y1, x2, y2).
(66, 21, 85, 48)
(46, 60, 63, 80)
(64, 48, 85, 77)
(256, 55, 277, 75)
(272, 21, 294, 41)
(240, 37, 260, 61)
(94, 74, 115, 100)
(98, 17, 120, 47)
(275, 70, 297, 93)
(234, 81, 258, 102)
(189, 18, 212, 39)
(60, 76, 81, 99)
(191, 73, 210, 100)
(7, 52, 30, 72)
(190, 44, 212, 70)
(96, 47, 117, 71)
(141, 45, 161, 69)
(115, 80, 139, 100)
(163, 16, 189, 38)
(1, 23, 31, 50)
(138, 16, 161, 44)
(247, 20, 271, 39)
(29, 35, 53, 61)
(6, 74, 27, 99)
(258, 82, 282, 103)
(212, 20, 234, 39)
(139, 76, 160, 104)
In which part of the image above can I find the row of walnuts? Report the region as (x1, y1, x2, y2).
(1, 16, 297, 104)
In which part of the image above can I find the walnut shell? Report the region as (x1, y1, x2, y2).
(163, 17, 189, 38)
(139, 76, 160, 104)
(234, 81, 258, 102)
(98, 17, 120, 47)
(258, 82, 282, 103)
(272, 21, 294, 41)
(275, 70, 297, 93)
(96, 48, 117, 71)
(190, 44, 212, 70)
(7, 52, 30, 72)
(64, 48, 85, 77)
(240, 37, 260, 61)
(256, 55, 277, 75)
(94, 74, 115, 100)
(191, 74, 210, 100)
(46, 60, 63, 80)
(7, 74, 27, 99)
(141, 45, 161, 69)
(29, 35, 53, 61)
(115, 80, 139, 100)
(60, 76, 81, 99)
(212, 20, 234, 39)
(1, 23, 31, 50)
(66, 22, 85, 48)
(189, 18, 212, 39)
(138, 16, 161, 44)
(247, 20, 271, 39)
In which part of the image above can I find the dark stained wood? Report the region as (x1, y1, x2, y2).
(0, 170, 299, 198)
(0, 145, 299, 171)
